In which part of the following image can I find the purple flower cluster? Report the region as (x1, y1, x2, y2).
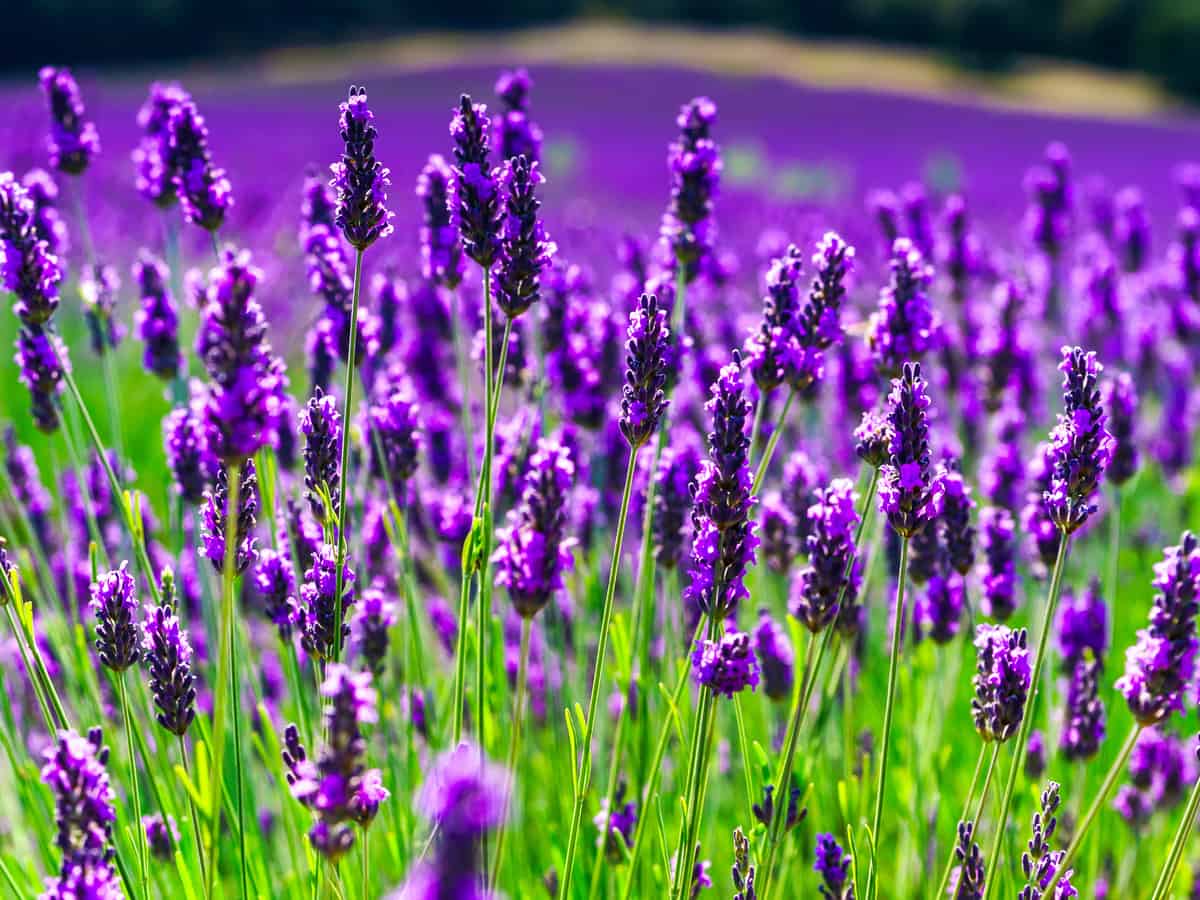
(164, 402, 216, 505)
(133, 251, 181, 379)
(89, 562, 140, 672)
(133, 82, 190, 208)
(814, 832, 852, 899)
(1101, 372, 1138, 486)
(417, 154, 465, 287)
(661, 96, 721, 282)
(877, 362, 943, 538)
(301, 388, 342, 521)
(854, 407, 892, 469)
(1023, 142, 1073, 258)
(1116, 531, 1199, 725)
(1117, 728, 1198, 822)
(38, 67, 99, 176)
(1044, 347, 1113, 535)
(298, 542, 356, 661)
(653, 443, 698, 570)
(950, 821, 985, 899)
(979, 506, 1018, 620)
(166, 96, 233, 231)
(22, 168, 68, 255)
(450, 95, 501, 268)
(80, 262, 123, 356)
(142, 594, 197, 736)
(493, 68, 543, 163)
(254, 548, 297, 640)
(746, 244, 804, 393)
(1018, 782, 1076, 900)
(753, 609, 794, 702)
(868, 238, 938, 377)
(790, 478, 861, 633)
(594, 783, 637, 863)
(199, 460, 259, 575)
(620, 292, 671, 448)
(493, 438, 576, 619)
(1056, 579, 1108, 669)
(331, 86, 393, 251)
(691, 628, 759, 698)
(350, 587, 397, 679)
(367, 381, 422, 504)
(1059, 656, 1105, 762)
(494, 153, 554, 320)
(685, 356, 758, 621)
(972, 623, 1031, 743)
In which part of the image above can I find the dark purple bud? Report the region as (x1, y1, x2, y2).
(330, 86, 392, 251)
(350, 587, 397, 680)
(416, 154, 464, 288)
(752, 609, 794, 702)
(89, 563, 140, 672)
(493, 68, 543, 163)
(163, 401, 216, 506)
(1060, 656, 1105, 762)
(199, 461, 258, 575)
(878, 362, 944, 538)
(979, 506, 1018, 620)
(691, 628, 759, 698)
(653, 444, 697, 570)
(791, 478, 861, 633)
(1101, 372, 1138, 486)
(38, 67, 99, 176)
(253, 548, 297, 640)
(660, 96, 721, 283)
(620, 293, 670, 448)
(133, 251, 180, 379)
(450, 95, 501, 268)
(494, 155, 555, 320)
(813, 833, 852, 900)
(166, 97, 233, 231)
(134, 82, 190, 208)
(298, 543, 355, 662)
(301, 388, 342, 521)
(1044, 347, 1112, 535)
(868, 238, 938, 378)
(971, 624, 1030, 743)
(142, 590, 197, 736)
(1, 172, 63, 327)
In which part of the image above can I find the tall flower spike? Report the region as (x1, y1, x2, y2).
(941, 465, 976, 575)
(950, 821, 985, 900)
(620, 292, 671, 448)
(1056, 579, 1108, 669)
(493, 438, 576, 619)
(254, 548, 297, 640)
(867, 238, 938, 377)
(89, 563, 140, 672)
(416, 153, 465, 288)
(133, 250, 181, 379)
(16, 323, 69, 432)
(367, 382, 422, 505)
(684, 353, 758, 621)
(331, 86, 393, 251)
(691, 629, 759, 698)
(450, 94, 501, 268)
(23, 168, 69, 256)
(166, 97, 233, 231)
(979, 506, 1018, 620)
(1116, 531, 1200, 726)
(1102, 372, 1138, 486)
(199, 460, 258, 575)
(80, 262, 123, 356)
(1044, 346, 1112, 535)
(494, 154, 555, 319)
(1059, 656, 1105, 762)
(1018, 783, 1075, 900)
(878, 362, 944, 538)
(971, 623, 1031, 743)
(142, 587, 197, 736)
(661, 96, 721, 282)
(163, 401, 216, 505)
(814, 833, 852, 899)
(494, 68, 543, 162)
(653, 443, 698, 570)
(746, 244, 804, 394)
(1, 171, 63, 326)
(301, 388, 342, 521)
(753, 609, 794, 702)
(299, 543, 356, 661)
(790, 478, 861, 633)
(39, 67, 100, 176)
(350, 587, 397, 680)
(790, 231, 855, 391)
(134, 82, 190, 208)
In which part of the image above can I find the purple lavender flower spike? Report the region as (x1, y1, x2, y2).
(759, 492, 796, 574)
(38, 68, 99, 176)
(15, 324, 69, 432)
(1026, 731, 1047, 780)
(792, 231, 854, 390)
(494, 68, 543, 163)
(594, 782, 637, 863)
(950, 821, 985, 899)
(133, 251, 180, 379)
(620, 292, 671, 448)
(1018, 783, 1076, 900)
(878, 362, 944, 538)
(134, 82, 191, 208)
(352, 768, 390, 828)
(752, 782, 805, 833)
(298, 543, 356, 662)
(868, 238, 938, 377)
(854, 407, 892, 469)
(450, 94, 501, 268)
(80, 262, 123, 356)
(1056, 579, 1107, 669)
(1, 171, 63, 327)
(1116, 531, 1199, 726)
(653, 443, 697, 570)
(915, 572, 965, 644)
(89, 562, 140, 672)
(901, 181, 935, 257)
(746, 244, 804, 394)
(1044, 347, 1113, 535)
(1115, 186, 1150, 273)
(791, 478, 861, 634)
(2, 426, 55, 556)
(980, 405, 1026, 511)
(195, 247, 283, 462)
(417, 154, 465, 288)
(976, 279, 1037, 413)
(494, 154, 555, 320)
(142, 587, 197, 736)
(350, 587, 397, 680)
(163, 401, 215, 505)
(941, 465, 976, 575)
(254, 548, 296, 640)
(493, 438, 576, 619)
(753, 609, 794, 702)
(1022, 441, 1061, 574)
(199, 461, 258, 575)
(367, 382, 422, 505)
(331, 86, 393, 252)
(691, 629, 759, 698)
(1101, 372, 1138, 486)
(939, 194, 980, 305)
(867, 188, 900, 247)
(301, 388, 342, 521)
(972, 623, 1031, 743)
(661, 96, 721, 283)
(814, 832, 853, 899)
(1127, 728, 1197, 810)
(1060, 656, 1105, 762)
(1024, 142, 1072, 258)
(166, 97, 233, 231)
(979, 506, 1018, 620)
(142, 813, 179, 861)
(685, 353, 758, 621)
(22, 168, 68, 255)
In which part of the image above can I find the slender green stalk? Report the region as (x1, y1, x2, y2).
(1149, 762, 1200, 900)
(933, 742, 990, 900)
(1107, 488, 1120, 638)
(1045, 724, 1143, 896)
(969, 743, 1000, 828)
(230, 616, 250, 899)
(981, 533, 1071, 899)
(670, 637, 719, 900)
(361, 827, 370, 900)
(3, 603, 56, 734)
(489, 617, 531, 890)
(750, 388, 796, 495)
(748, 391, 767, 457)
(448, 285, 477, 486)
(118, 672, 149, 900)
(585, 690, 631, 900)
(101, 347, 125, 462)
(558, 450, 639, 900)
(450, 558, 473, 745)
(758, 465, 879, 898)
(865, 534, 910, 900)
(179, 736, 208, 888)
(331, 247, 366, 663)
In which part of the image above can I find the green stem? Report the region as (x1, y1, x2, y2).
(119, 672, 149, 900)
(750, 388, 796, 496)
(932, 742, 990, 900)
(670, 640, 718, 900)
(3, 603, 57, 734)
(489, 617, 531, 890)
(361, 827, 370, 900)
(1107, 487, 1120, 642)
(865, 534, 910, 900)
(450, 556, 472, 745)
(179, 736, 209, 889)
(331, 247, 365, 663)
(1149, 759, 1200, 900)
(969, 743, 1000, 829)
(981, 533, 1071, 899)
(448, 285, 476, 486)
(558, 449, 639, 900)
(1045, 724, 1143, 896)
(748, 392, 767, 457)
(101, 346, 125, 462)
(230, 617, 249, 898)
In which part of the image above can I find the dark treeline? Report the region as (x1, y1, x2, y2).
(6, 0, 1200, 99)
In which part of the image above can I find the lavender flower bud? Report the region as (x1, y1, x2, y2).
(867, 238, 938, 377)
(254, 548, 297, 640)
(1056, 579, 1108, 669)
(814, 833, 852, 899)
(1, 172, 63, 327)
(746, 244, 804, 394)
(620, 293, 671, 448)
(350, 587, 397, 679)
(980, 405, 1026, 511)
(493, 68, 543, 162)
(1060, 656, 1105, 762)
(1115, 186, 1150, 273)
(653, 444, 697, 570)
(89, 563, 140, 672)
(142, 597, 197, 735)
(22, 168, 69, 256)
(450, 95, 501, 268)
(331, 86, 393, 251)
(1044, 347, 1113, 535)
(950, 821, 985, 900)
(133, 251, 181, 379)
(594, 782, 637, 863)
(134, 82, 190, 208)
(417, 154, 464, 288)
(791, 478, 861, 633)
(298, 543, 356, 662)
(752, 781, 805, 832)
(199, 461, 258, 575)
(790, 231, 854, 391)
(854, 407, 892, 469)
(142, 813, 179, 861)
(972, 623, 1031, 743)
(1101, 372, 1138, 486)
(661, 96, 721, 282)
(979, 506, 1018, 620)
(753, 609, 794, 702)
(1018, 782, 1075, 900)
(163, 402, 215, 505)
(40, 728, 118, 894)
(941, 466, 976, 575)
(167, 97, 233, 231)
(494, 155, 555, 320)
(915, 571, 965, 644)
(691, 629, 759, 698)
(301, 388, 342, 521)
(367, 383, 422, 504)
(38, 68, 99, 176)
(80, 262, 123, 356)
(878, 362, 944, 538)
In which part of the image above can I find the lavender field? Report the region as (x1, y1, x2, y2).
(0, 54, 1198, 900)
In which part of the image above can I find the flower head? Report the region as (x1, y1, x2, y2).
(417, 154, 465, 287)
(493, 68, 543, 162)
(164, 402, 216, 505)
(660, 96, 721, 282)
(330, 86, 393, 251)
(40, 727, 118, 895)
(791, 478, 861, 633)
(301, 388, 342, 521)
(1056, 579, 1107, 669)
(89, 563, 140, 672)
(1102, 372, 1138, 486)
(298, 543, 356, 662)
(1044, 347, 1113, 535)
(620, 292, 671, 448)
(979, 506, 1018, 620)
(254, 548, 297, 640)
(868, 238, 938, 377)
(39, 67, 99, 175)
(878, 362, 944, 538)
(1059, 656, 1105, 762)
(494, 155, 555, 319)
(450, 95, 501, 268)
(1, 171, 63, 327)
(692, 629, 759, 698)
(814, 833, 852, 899)
(199, 460, 258, 575)
(166, 97, 233, 231)
(972, 623, 1031, 743)
(753, 609, 794, 701)
(142, 595, 197, 736)
(350, 587, 397, 680)
(133, 251, 181, 379)
(653, 443, 698, 570)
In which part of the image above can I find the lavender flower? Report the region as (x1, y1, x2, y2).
(753, 609, 794, 701)
(2, 426, 55, 555)
(254, 548, 296, 640)
(89, 563, 140, 672)
(166, 97, 233, 231)
(450, 95, 501, 268)
(868, 238, 938, 377)
(1115, 186, 1150, 273)
(22, 168, 68, 254)
(854, 407, 892, 469)
(972, 623, 1031, 743)
(142, 813, 179, 861)
(941, 466, 976, 575)
(493, 68, 543, 162)
(594, 783, 637, 863)
(980, 405, 1026, 511)
(163, 402, 215, 505)
(653, 443, 697, 570)
(1018, 783, 1076, 900)
(979, 506, 1018, 620)
(791, 478, 861, 633)
(350, 587, 397, 680)
(301, 388, 341, 521)
(494, 154, 555, 319)
(950, 821, 985, 899)
(298, 543, 356, 662)
(330, 86, 392, 251)
(878, 362, 944, 538)
(1022, 442, 1062, 573)
(915, 572, 965, 644)
(620, 292, 671, 448)
(417, 154, 465, 287)
(1060, 656, 1105, 762)
(1102, 372, 1138, 486)
(367, 383, 422, 504)
(39, 68, 99, 175)
(493, 438, 576, 619)
(1, 171, 63, 327)
(1044, 347, 1113, 535)
(199, 461, 258, 575)
(142, 595, 196, 736)
(661, 97, 721, 281)
(1116, 531, 1199, 726)
(1026, 731, 1047, 780)
(132, 251, 180, 378)
(814, 833, 853, 899)
(1056, 579, 1108, 669)
(80, 262, 122, 356)
(790, 231, 854, 391)
(40, 728, 118, 897)
(1023, 143, 1072, 258)
(134, 82, 190, 208)
(733, 828, 757, 900)
(759, 492, 796, 574)
(753, 781, 805, 833)
(746, 244, 804, 393)
(692, 628, 759, 698)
